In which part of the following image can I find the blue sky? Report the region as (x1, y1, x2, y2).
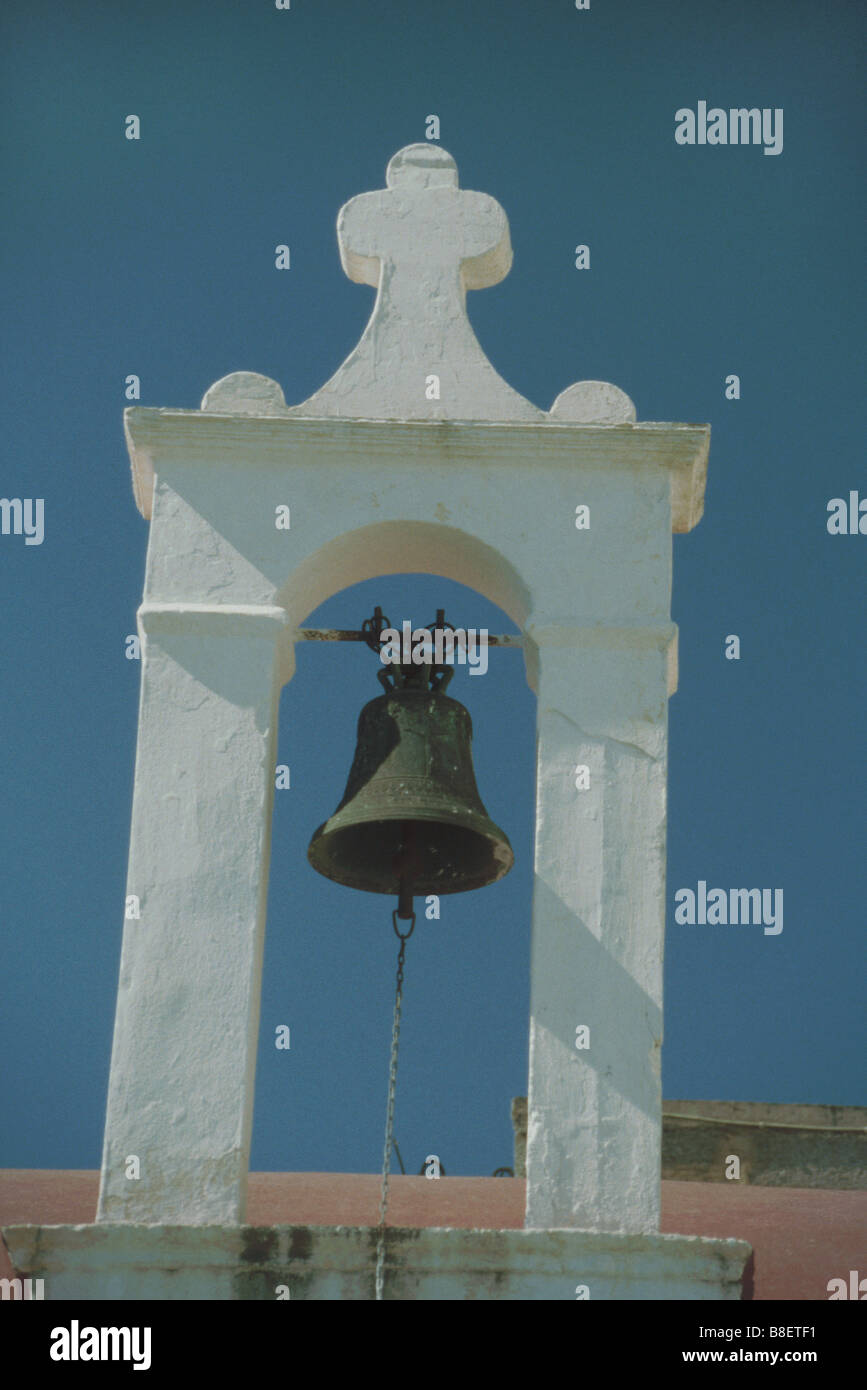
(1, 0, 864, 1178)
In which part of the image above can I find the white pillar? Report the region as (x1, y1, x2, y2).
(96, 605, 289, 1224)
(525, 624, 673, 1232)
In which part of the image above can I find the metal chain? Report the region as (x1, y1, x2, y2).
(374, 909, 415, 1301)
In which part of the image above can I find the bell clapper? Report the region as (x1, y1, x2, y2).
(393, 819, 421, 921)
(396, 876, 414, 921)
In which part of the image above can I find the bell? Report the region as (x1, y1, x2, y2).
(307, 666, 513, 908)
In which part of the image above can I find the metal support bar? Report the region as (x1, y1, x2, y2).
(296, 628, 523, 647)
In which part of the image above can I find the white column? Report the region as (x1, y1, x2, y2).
(524, 624, 673, 1233)
(96, 604, 289, 1225)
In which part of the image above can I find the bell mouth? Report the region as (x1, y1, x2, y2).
(307, 814, 514, 896)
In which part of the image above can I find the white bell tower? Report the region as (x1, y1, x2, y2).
(4, 145, 750, 1299)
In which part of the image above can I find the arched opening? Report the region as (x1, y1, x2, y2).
(273, 519, 535, 678)
(251, 568, 536, 1184)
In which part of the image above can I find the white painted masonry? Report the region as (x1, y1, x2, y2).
(4, 145, 729, 1297)
(4, 1224, 749, 1302)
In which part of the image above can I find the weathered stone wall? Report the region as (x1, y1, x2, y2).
(512, 1098, 867, 1188)
(3, 1223, 750, 1301)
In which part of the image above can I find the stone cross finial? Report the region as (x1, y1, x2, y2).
(201, 144, 638, 426)
(290, 144, 543, 422)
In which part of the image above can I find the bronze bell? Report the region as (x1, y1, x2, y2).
(307, 648, 513, 912)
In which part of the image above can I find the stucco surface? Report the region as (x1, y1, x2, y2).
(4, 1213, 748, 1302)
